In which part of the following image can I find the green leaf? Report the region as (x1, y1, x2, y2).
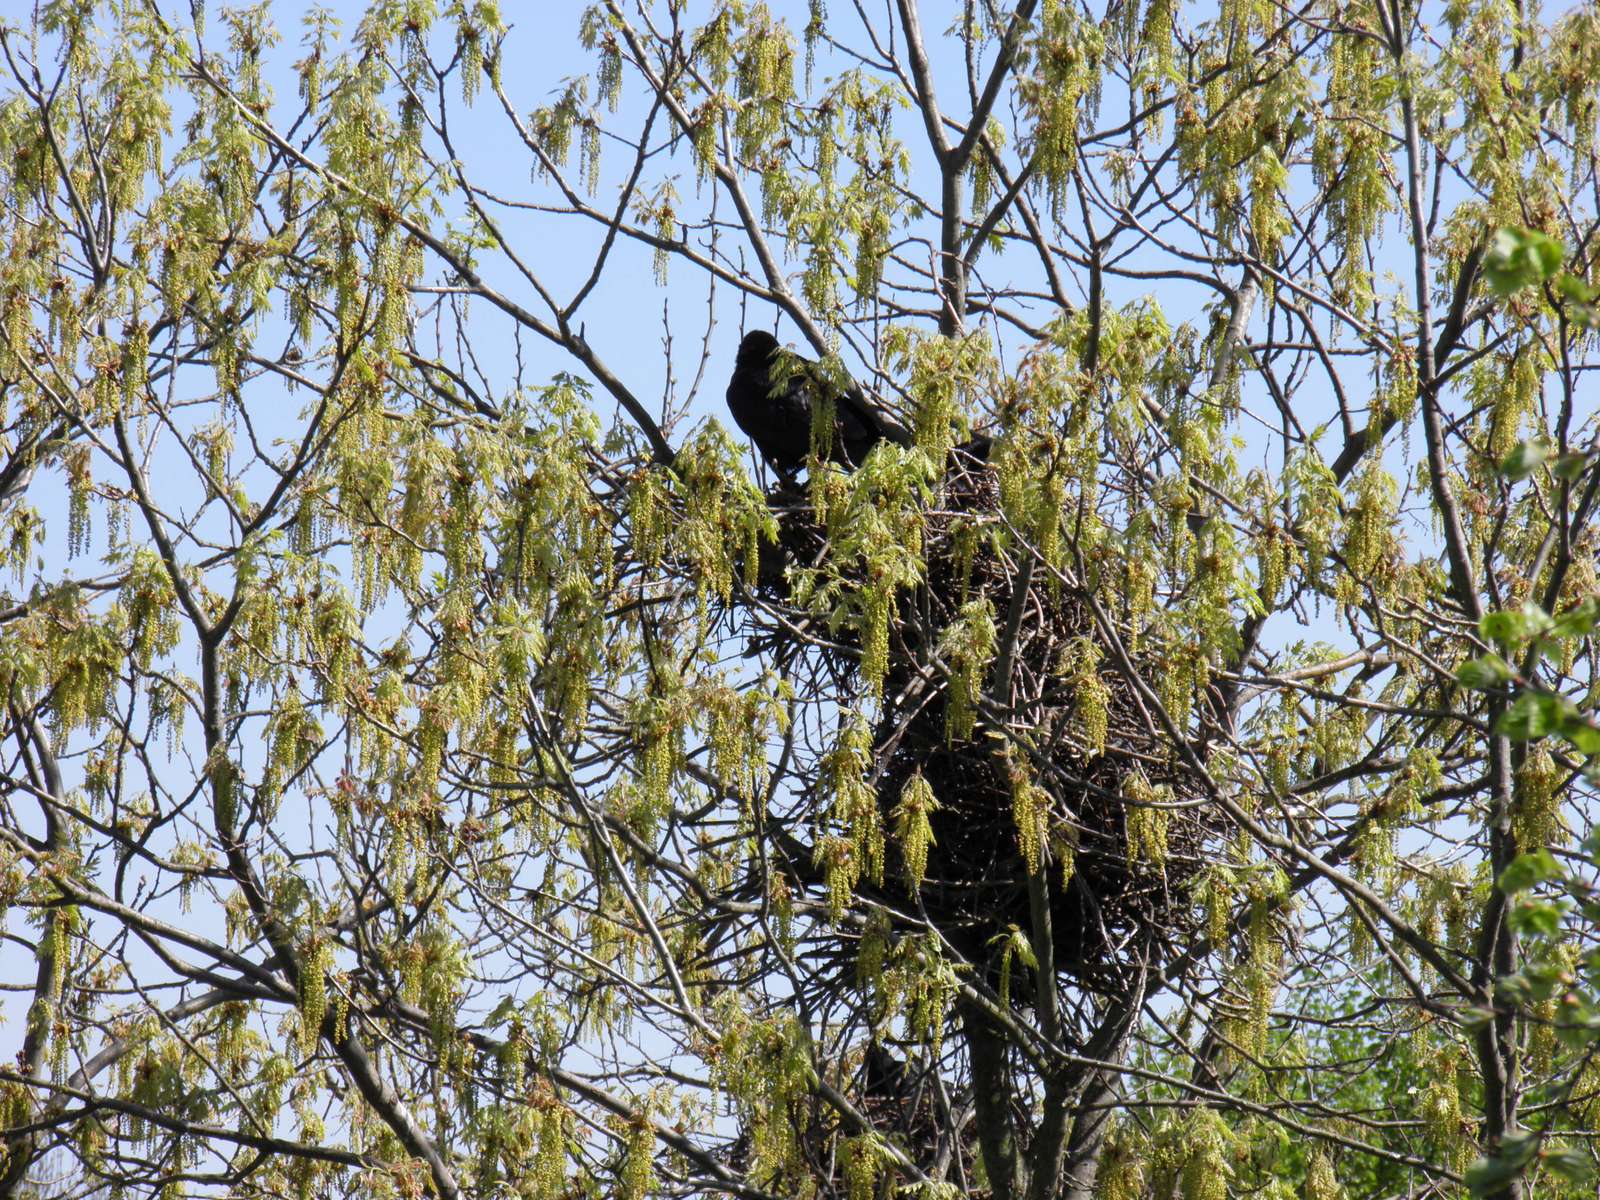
(1485, 227, 1565, 295)
(1497, 849, 1564, 894)
(1524, 960, 1573, 998)
(1554, 274, 1597, 304)
(1542, 1148, 1595, 1186)
(1507, 899, 1567, 938)
(1480, 611, 1518, 644)
(1498, 437, 1552, 480)
(1467, 1134, 1541, 1197)
(1457, 654, 1513, 690)
(1496, 691, 1567, 740)
(1457, 1004, 1497, 1032)
(1559, 717, 1600, 756)
(1495, 971, 1534, 1004)
(1556, 1012, 1600, 1049)
(1552, 451, 1590, 481)
(484, 996, 517, 1027)
(1550, 597, 1600, 640)
(1480, 602, 1552, 646)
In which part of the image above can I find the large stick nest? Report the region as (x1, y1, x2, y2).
(742, 444, 1231, 996)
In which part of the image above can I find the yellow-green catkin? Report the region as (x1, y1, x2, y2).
(1419, 1051, 1474, 1175)
(894, 772, 938, 889)
(1010, 754, 1049, 876)
(1124, 771, 1170, 871)
(299, 938, 333, 1055)
(1063, 636, 1111, 757)
(618, 1118, 655, 1200)
(1096, 1122, 1146, 1200)
(1513, 746, 1564, 849)
(940, 597, 997, 742)
(1304, 1152, 1343, 1200)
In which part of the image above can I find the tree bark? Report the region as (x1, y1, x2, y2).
(962, 1000, 1028, 1200)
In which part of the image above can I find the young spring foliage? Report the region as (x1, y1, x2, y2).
(1, 4, 1598, 1200)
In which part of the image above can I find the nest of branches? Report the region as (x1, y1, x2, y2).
(745, 444, 1230, 996)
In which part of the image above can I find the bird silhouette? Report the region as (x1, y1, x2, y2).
(725, 330, 910, 479)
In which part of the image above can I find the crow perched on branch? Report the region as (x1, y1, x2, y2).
(725, 330, 911, 478)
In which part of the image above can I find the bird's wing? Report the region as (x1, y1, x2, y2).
(839, 382, 912, 448)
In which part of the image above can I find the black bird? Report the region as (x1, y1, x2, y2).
(726, 330, 910, 478)
(862, 1041, 908, 1097)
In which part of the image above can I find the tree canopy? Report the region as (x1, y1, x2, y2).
(1, 2, 1599, 1199)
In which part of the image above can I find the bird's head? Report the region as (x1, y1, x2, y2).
(735, 329, 781, 368)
